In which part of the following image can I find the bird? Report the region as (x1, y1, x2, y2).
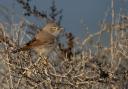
(13, 21, 63, 56)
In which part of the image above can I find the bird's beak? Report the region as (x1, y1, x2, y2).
(59, 27, 65, 36)
(60, 27, 64, 32)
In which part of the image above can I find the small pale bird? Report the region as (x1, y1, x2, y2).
(14, 21, 63, 56)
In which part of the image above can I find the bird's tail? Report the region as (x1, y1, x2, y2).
(12, 46, 30, 53)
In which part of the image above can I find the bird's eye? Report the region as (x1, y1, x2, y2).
(51, 27, 58, 31)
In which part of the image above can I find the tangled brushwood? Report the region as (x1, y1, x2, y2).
(0, 0, 128, 89)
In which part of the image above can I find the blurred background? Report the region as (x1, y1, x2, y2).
(0, 0, 111, 37)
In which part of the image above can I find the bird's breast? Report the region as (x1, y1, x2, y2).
(33, 43, 56, 56)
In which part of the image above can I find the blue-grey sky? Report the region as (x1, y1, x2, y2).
(0, 0, 124, 38)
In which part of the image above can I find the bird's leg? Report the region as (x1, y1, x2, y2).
(33, 55, 42, 66)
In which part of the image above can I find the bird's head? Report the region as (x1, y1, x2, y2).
(43, 22, 64, 37)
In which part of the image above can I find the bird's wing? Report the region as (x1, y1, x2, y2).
(22, 31, 55, 48)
